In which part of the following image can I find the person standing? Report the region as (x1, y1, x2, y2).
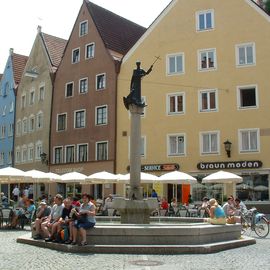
(12, 186, 20, 202)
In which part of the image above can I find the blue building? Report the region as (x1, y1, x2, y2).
(0, 49, 28, 170)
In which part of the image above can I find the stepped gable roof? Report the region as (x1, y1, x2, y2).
(41, 33, 67, 68)
(11, 53, 28, 85)
(86, 1, 146, 55)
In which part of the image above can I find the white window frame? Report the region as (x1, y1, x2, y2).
(29, 89, 35, 105)
(28, 144, 34, 162)
(79, 77, 88, 94)
(65, 145, 75, 163)
(8, 151, 12, 165)
(22, 145, 27, 163)
(15, 147, 21, 164)
(198, 89, 218, 112)
(65, 82, 74, 98)
(237, 84, 258, 110)
(57, 113, 67, 132)
(238, 128, 260, 153)
(39, 83, 45, 101)
(35, 141, 42, 160)
(8, 123, 13, 137)
(167, 133, 186, 157)
(71, 48, 80, 64)
(77, 143, 88, 162)
(235, 42, 256, 67)
(167, 92, 185, 115)
(200, 131, 220, 155)
(79, 20, 88, 37)
(166, 53, 185, 76)
(95, 141, 108, 161)
(9, 101, 14, 112)
(54, 146, 63, 164)
(29, 114, 35, 133)
(95, 105, 108, 126)
(16, 120, 21, 137)
(36, 111, 43, 130)
(198, 48, 217, 71)
(196, 9, 214, 31)
(85, 42, 95, 59)
(96, 73, 106, 90)
(74, 109, 86, 129)
(22, 117, 28, 134)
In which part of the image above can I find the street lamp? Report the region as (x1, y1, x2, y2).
(223, 140, 232, 158)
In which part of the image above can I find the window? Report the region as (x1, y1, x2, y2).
(198, 49, 216, 70)
(79, 78, 88, 94)
(28, 145, 34, 161)
(196, 10, 214, 31)
(21, 95, 26, 108)
(85, 43, 95, 59)
(57, 113, 67, 131)
(15, 148, 21, 163)
(168, 134, 185, 156)
(237, 85, 257, 109)
(9, 101, 14, 112)
(78, 144, 88, 162)
(2, 105, 6, 116)
(167, 93, 185, 114)
(236, 43, 255, 66)
(74, 110, 86, 128)
(79, 20, 88, 36)
(1, 125, 6, 138)
(29, 115, 35, 132)
(239, 129, 259, 152)
(54, 147, 63, 164)
(66, 145, 75, 163)
(29, 90, 35, 105)
(96, 73, 106, 90)
(8, 151, 12, 164)
(3, 82, 9, 96)
(22, 118, 28, 134)
(199, 89, 217, 111)
(65, 82, 74, 97)
(39, 85, 45, 101)
(96, 141, 108, 161)
(72, 48, 80, 64)
(96, 105, 107, 125)
(201, 131, 219, 154)
(8, 123, 13, 137)
(167, 53, 184, 75)
(22, 146, 27, 163)
(35, 142, 42, 160)
(36, 112, 43, 129)
(0, 152, 4, 165)
(16, 120, 21, 136)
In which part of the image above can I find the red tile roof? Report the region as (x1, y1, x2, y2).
(11, 53, 28, 85)
(41, 33, 67, 68)
(86, 1, 146, 55)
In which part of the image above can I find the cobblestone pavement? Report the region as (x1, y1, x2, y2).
(0, 228, 269, 270)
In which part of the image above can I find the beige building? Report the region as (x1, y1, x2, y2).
(116, 0, 270, 203)
(14, 26, 66, 196)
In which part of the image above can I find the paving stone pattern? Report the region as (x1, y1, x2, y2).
(0, 228, 269, 270)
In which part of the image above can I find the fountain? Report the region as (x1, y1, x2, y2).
(17, 61, 255, 254)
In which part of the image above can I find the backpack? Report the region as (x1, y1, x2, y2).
(59, 227, 69, 242)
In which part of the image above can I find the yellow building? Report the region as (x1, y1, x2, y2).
(116, 0, 270, 203)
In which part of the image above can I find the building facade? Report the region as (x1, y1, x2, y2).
(116, 0, 270, 203)
(50, 0, 145, 198)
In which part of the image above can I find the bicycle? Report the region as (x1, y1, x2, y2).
(240, 207, 269, 238)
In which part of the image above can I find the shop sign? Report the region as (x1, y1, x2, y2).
(127, 163, 180, 172)
(197, 160, 262, 170)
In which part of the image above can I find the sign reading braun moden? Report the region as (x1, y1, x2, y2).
(197, 160, 263, 170)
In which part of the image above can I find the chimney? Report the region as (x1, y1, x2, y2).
(9, 48, 14, 55)
(37, 25, 42, 33)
